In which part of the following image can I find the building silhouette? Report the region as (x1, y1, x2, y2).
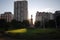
(54, 10, 60, 18)
(14, 0, 28, 22)
(54, 10, 60, 28)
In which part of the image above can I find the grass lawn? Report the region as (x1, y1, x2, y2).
(6, 28, 57, 34)
(5, 28, 60, 39)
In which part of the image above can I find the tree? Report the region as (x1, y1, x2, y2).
(22, 20, 30, 28)
(0, 19, 7, 31)
(34, 21, 41, 28)
(56, 16, 60, 28)
(45, 20, 56, 28)
(10, 20, 22, 29)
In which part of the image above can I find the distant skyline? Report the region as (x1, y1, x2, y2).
(0, 0, 60, 22)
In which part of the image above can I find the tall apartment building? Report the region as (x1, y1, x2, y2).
(14, 0, 28, 22)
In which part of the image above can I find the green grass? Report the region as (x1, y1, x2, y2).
(6, 28, 60, 39)
(6, 28, 58, 35)
(27, 28, 56, 33)
(25, 28, 57, 35)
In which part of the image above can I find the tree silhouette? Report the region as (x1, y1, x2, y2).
(0, 19, 7, 31)
(45, 20, 56, 28)
(22, 20, 30, 28)
(56, 16, 60, 28)
(34, 21, 41, 28)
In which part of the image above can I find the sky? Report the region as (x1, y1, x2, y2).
(0, 0, 60, 23)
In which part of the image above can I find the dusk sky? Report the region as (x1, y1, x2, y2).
(0, 0, 60, 22)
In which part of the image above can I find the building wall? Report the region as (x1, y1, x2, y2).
(35, 11, 54, 27)
(35, 11, 54, 22)
(0, 12, 13, 22)
(36, 12, 42, 21)
(49, 13, 54, 20)
(14, 0, 28, 22)
(4, 12, 13, 22)
(0, 14, 5, 19)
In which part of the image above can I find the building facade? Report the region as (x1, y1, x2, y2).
(14, 0, 28, 22)
(35, 11, 54, 22)
(0, 12, 13, 22)
(4, 12, 13, 22)
(0, 14, 5, 19)
(35, 11, 54, 26)
(35, 11, 54, 27)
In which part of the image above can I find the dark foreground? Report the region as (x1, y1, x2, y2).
(0, 29, 60, 40)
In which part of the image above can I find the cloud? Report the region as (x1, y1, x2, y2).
(14, 0, 27, 1)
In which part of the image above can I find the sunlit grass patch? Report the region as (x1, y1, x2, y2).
(6, 28, 27, 33)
